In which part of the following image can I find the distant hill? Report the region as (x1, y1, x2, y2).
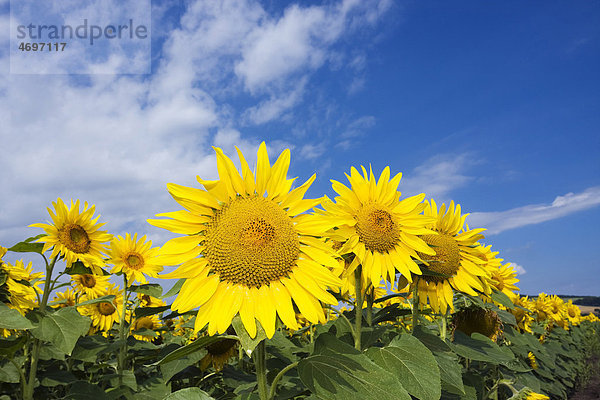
(556, 295, 600, 307)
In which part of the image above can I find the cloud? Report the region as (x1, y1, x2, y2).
(400, 153, 475, 200)
(469, 186, 600, 235)
(509, 262, 526, 275)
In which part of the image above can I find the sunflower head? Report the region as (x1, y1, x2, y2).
(149, 143, 341, 339)
(108, 233, 162, 284)
(452, 306, 502, 341)
(29, 199, 112, 269)
(131, 315, 162, 342)
(52, 288, 77, 308)
(78, 284, 124, 332)
(200, 338, 238, 372)
(72, 273, 110, 299)
(527, 351, 538, 369)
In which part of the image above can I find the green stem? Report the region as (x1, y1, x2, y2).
(268, 361, 299, 400)
(23, 256, 57, 400)
(117, 275, 128, 387)
(326, 306, 355, 338)
(354, 265, 363, 350)
(411, 278, 419, 334)
(366, 285, 374, 327)
(309, 324, 314, 343)
(253, 340, 269, 400)
(440, 310, 448, 340)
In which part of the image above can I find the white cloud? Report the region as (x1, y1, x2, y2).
(299, 143, 326, 160)
(509, 262, 526, 275)
(400, 153, 475, 200)
(469, 186, 600, 235)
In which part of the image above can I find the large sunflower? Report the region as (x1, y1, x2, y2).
(318, 166, 435, 288)
(411, 200, 488, 313)
(148, 143, 341, 338)
(30, 199, 112, 270)
(108, 233, 163, 284)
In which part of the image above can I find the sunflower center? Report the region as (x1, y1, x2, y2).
(205, 196, 299, 288)
(418, 233, 461, 283)
(125, 253, 144, 270)
(568, 308, 576, 318)
(80, 274, 97, 288)
(97, 301, 116, 316)
(355, 204, 399, 253)
(59, 224, 91, 254)
(135, 317, 154, 330)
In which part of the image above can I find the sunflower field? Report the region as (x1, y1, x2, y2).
(1, 144, 599, 400)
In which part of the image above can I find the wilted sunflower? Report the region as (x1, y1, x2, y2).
(130, 315, 162, 341)
(149, 143, 341, 338)
(79, 284, 124, 332)
(452, 306, 502, 341)
(318, 166, 435, 288)
(30, 199, 112, 270)
(200, 338, 238, 372)
(410, 200, 488, 313)
(108, 233, 163, 284)
(72, 273, 110, 299)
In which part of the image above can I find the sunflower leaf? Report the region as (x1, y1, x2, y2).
(232, 315, 267, 355)
(75, 295, 116, 307)
(129, 284, 163, 298)
(134, 305, 171, 318)
(155, 334, 239, 365)
(447, 331, 514, 363)
(0, 303, 35, 330)
(31, 307, 91, 355)
(164, 387, 215, 400)
(490, 290, 514, 309)
(298, 333, 411, 400)
(162, 278, 185, 299)
(7, 235, 45, 254)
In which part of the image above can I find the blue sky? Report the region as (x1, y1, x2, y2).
(1, 0, 599, 295)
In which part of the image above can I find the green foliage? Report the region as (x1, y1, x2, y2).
(31, 307, 91, 355)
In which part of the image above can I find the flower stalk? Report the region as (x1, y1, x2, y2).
(354, 265, 363, 350)
(253, 340, 269, 400)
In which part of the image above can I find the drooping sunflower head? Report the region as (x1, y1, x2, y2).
(414, 200, 487, 314)
(318, 165, 435, 289)
(78, 283, 124, 332)
(2, 260, 43, 314)
(200, 337, 238, 372)
(71, 273, 110, 299)
(452, 306, 502, 341)
(29, 199, 112, 269)
(149, 143, 341, 338)
(108, 233, 163, 284)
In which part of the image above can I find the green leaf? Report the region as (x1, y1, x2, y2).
(0, 303, 35, 330)
(496, 309, 517, 326)
(76, 294, 116, 307)
(65, 381, 109, 399)
(232, 314, 267, 355)
(298, 333, 411, 400)
(448, 331, 514, 363)
(371, 304, 411, 324)
(436, 353, 465, 395)
(134, 305, 171, 318)
(490, 290, 514, 309)
(164, 387, 215, 400)
(7, 235, 45, 254)
(41, 370, 77, 387)
(0, 361, 20, 383)
(0, 336, 27, 356)
(31, 307, 91, 355)
(412, 325, 452, 353)
(129, 283, 162, 298)
(367, 334, 441, 400)
(156, 335, 239, 365)
(162, 278, 185, 299)
(65, 261, 111, 276)
(71, 335, 109, 362)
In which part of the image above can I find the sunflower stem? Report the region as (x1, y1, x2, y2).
(411, 278, 419, 334)
(253, 340, 269, 400)
(117, 275, 128, 387)
(366, 285, 374, 327)
(440, 310, 448, 340)
(354, 265, 363, 350)
(268, 361, 299, 400)
(23, 256, 57, 400)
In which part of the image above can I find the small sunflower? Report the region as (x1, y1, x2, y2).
(108, 233, 162, 284)
(130, 315, 162, 341)
(411, 200, 488, 313)
(149, 143, 341, 338)
(525, 391, 549, 400)
(452, 306, 502, 341)
(527, 351, 538, 369)
(78, 284, 124, 332)
(511, 295, 534, 333)
(532, 293, 552, 323)
(318, 165, 435, 288)
(52, 287, 77, 308)
(3, 260, 43, 314)
(200, 338, 238, 372)
(478, 244, 520, 298)
(72, 273, 110, 299)
(30, 199, 112, 270)
(137, 293, 166, 308)
(566, 300, 581, 326)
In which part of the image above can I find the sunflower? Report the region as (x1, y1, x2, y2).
(78, 284, 124, 332)
(72, 273, 110, 299)
(3, 260, 43, 314)
(52, 287, 77, 308)
(547, 295, 568, 330)
(130, 315, 162, 341)
(532, 293, 552, 323)
(452, 306, 502, 341)
(30, 199, 112, 270)
(148, 143, 341, 338)
(200, 337, 238, 372)
(511, 295, 534, 333)
(525, 391, 549, 400)
(318, 166, 435, 291)
(137, 293, 166, 308)
(477, 244, 519, 299)
(108, 233, 162, 284)
(527, 351, 538, 370)
(566, 300, 581, 326)
(411, 200, 488, 313)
